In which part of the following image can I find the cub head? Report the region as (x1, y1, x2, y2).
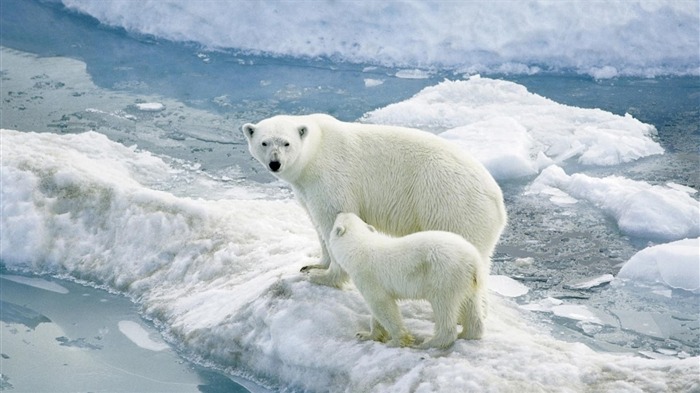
(241, 115, 314, 181)
(331, 212, 376, 240)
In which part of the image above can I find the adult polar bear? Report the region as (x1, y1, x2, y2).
(242, 114, 506, 288)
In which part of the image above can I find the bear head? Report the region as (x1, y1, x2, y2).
(331, 212, 377, 240)
(241, 115, 314, 181)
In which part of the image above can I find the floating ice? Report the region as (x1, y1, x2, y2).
(2, 129, 698, 392)
(617, 238, 700, 294)
(61, 0, 699, 78)
(489, 275, 530, 298)
(363, 79, 384, 88)
(529, 166, 700, 241)
(564, 274, 615, 290)
(0, 275, 69, 294)
(394, 69, 432, 79)
(134, 102, 165, 112)
(362, 77, 663, 180)
(521, 299, 605, 325)
(551, 305, 602, 324)
(520, 297, 564, 313)
(118, 321, 169, 351)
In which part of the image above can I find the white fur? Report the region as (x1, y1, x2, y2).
(329, 213, 485, 348)
(242, 114, 506, 288)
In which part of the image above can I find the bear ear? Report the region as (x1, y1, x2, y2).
(242, 123, 255, 139)
(367, 224, 377, 233)
(334, 225, 346, 237)
(298, 125, 308, 139)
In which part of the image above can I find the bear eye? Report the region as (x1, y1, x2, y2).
(262, 142, 267, 147)
(284, 142, 290, 147)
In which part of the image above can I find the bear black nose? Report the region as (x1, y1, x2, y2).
(269, 161, 281, 172)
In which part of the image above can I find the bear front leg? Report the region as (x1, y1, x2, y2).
(304, 221, 349, 288)
(307, 259, 349, 288)
(300, 232, 332, 272)
(359, 289, 414, 348)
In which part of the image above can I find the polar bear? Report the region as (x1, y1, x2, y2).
(241, 113, 506, 288)
(329, 212, 485, 348)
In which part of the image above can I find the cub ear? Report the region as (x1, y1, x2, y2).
(242, 123, 256, 139)
(367, 225, 376, 233)
(298, 125, 308, 138)
(334, 225, 346, 237)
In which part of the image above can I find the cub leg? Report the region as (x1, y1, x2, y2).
(356, 316, 389, 343)
(357, 288, 414, 347)
(420, 298, 459, 349)
(458, 293, 484, 340)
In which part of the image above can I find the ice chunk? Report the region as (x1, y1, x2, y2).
(118, 321, 169, 351)
(135, 102, 165, 112)
(612, 310, 666, 339)
(363, 79, 384, 87)
(529, 166, 700, 241)
(520, 297, 564, 312)
(362, 78, 663, 179)
(564, 274, 614, 290)
(0, 275, 69, 294)
(490, 275, 529, 297)
(617, 238, 700, 293)
(552, 305, 602, 324)
(394, 69, 431, 79)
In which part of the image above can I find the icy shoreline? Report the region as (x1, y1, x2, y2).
(61, 0, 699, 78)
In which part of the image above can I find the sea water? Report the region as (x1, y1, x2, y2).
(1, 1, 699, 392)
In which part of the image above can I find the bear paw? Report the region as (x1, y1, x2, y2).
(417, 335, 455, 349)
(356, 330, 388, 343)
(306, 270, 345, 288)
(386, 333, 414, 348)
(299, 264, 326, 273)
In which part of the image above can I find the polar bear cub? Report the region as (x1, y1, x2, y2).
(329, 212, 486, 349)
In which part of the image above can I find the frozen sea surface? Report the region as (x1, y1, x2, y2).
(1, 1, 699, 392)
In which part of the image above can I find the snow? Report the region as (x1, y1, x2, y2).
(361, 77, 663, 180)
(118, 321, 170, 351)
(617, 238, 700, 294)
(529, 166, 700, 241)
(61, 0, 699, 78)
(2, 128, 698, 392)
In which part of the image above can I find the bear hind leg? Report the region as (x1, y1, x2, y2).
(458, 293, 484, 340)
(419, 298, 459, 349)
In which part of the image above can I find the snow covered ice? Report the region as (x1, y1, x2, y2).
(1, 0, 699, 392)
(2, 129, 698, 392)
(62, 0, 699, 78)
(617, 239, 700, 294)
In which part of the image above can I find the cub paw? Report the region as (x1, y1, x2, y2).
(387, 333, 414, 348)
(356, 330, 388, 343)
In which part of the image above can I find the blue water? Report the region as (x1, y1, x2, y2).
(1, 0, 699, 391)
